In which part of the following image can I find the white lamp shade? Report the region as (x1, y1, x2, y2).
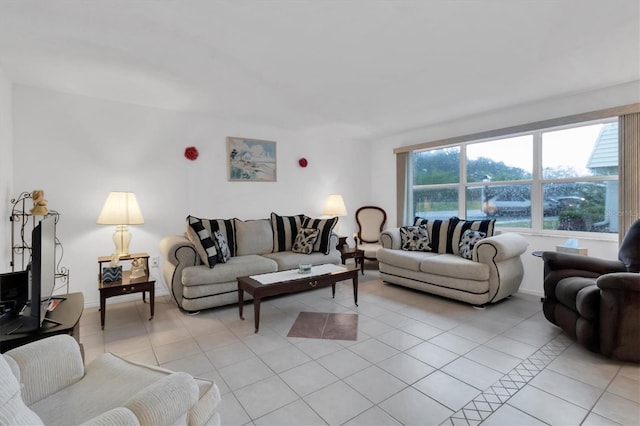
(322, 194, 347, 217)
(97, 192, 144, 225)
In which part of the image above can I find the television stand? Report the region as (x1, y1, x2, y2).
(0, 292, 83, 353)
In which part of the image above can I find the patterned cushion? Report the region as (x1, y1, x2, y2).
(449, 218, 495, 255)
(412, 217, 460, 254)
(186, 215, 218, 267)
(212, 230, 232, 263)
(271, 213, 306, 252)
(459, 229, 486, 260)
(292, 228, 320, 254)
(400, 225, 431, 251)
(302, 216, 338, 254)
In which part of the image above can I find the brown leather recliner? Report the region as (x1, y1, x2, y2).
(541, 219, 640, 362)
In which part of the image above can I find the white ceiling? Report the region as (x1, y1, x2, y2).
(0, 0, 638, 140)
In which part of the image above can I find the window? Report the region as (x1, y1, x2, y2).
(410, 119, 619, 234)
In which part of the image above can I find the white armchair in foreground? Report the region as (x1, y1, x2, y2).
(1, 335, 221, 425)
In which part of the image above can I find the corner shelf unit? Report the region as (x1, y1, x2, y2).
(9, 191, 69, 294)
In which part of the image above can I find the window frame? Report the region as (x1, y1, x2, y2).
(408, 117, 619, 238)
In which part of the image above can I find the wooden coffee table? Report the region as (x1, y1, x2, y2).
(237, 265, 359, 333)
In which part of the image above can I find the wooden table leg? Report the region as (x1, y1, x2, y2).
(238, 285, 244, 320)
(149, 285, 154, 321)
(359, 256, 365, 275)
(100, 293, 106, 330)
(253, 297, 261, 333)
(332, 282, 336, 298)
(353, 274, 359, 306)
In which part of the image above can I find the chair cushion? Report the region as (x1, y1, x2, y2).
(555, 277, 600, 320)
(0, 354, 44, 426)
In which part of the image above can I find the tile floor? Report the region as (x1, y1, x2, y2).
(80, 268, 640, 425)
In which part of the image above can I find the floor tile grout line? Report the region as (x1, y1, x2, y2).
(441, 335, 572, 425)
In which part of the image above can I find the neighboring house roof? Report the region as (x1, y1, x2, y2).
(587, 123, 618, 168)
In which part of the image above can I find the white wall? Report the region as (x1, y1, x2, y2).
(370, 81, 640, 295)
(0, 66, 13, 273)
(12, 85, 371, 307)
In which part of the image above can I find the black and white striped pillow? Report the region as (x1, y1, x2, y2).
(186, 215, 218, 268)
(413, 217, 460, 254)
(449, 218, 495, 255)
(271, 213, 306, 252)
(302, 216, 338, 254)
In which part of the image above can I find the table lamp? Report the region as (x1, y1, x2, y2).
(97, 192, 144, 256)
(322, 194, 347, 233)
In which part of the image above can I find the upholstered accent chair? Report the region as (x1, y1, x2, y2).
(541, 219, 640, 361)
(1, 335, 221, 425)
(355, 206, 387, 261)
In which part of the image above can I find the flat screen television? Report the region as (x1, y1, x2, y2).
(0, 270, 29, 319)
(19, 216, 61, 331)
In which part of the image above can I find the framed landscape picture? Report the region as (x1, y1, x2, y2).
(227, 137, 277, 182)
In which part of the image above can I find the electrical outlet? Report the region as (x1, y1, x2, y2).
(150, 256, 159, 268)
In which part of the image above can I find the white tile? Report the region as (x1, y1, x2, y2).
(592, 391, 640, 426)
(218, 357, 274, 391)
(160, 352, 214, 377)
(378, 386, 453, 426)
(377, 352, 435, 384)
(464, 345, 522, 374)
(402, 320, 444, 340)
(153, 336, 202, 364)
(194, 328, 240, 352)
(242, 330, 291, 355)
(482, 403, 546, 425)
(507, 385, 588, 425)
(254, 399, 326, 426)
(304, 381, 373, 425)
(316, 348, 371, 378)
(607, 373, 640, 403)
(547, 344, 620, 389)
(429, 332, 479, 355)
(234, 376, 298, 419)
(279, 361, 339, 396)
(259, 344, 311, 373)
(217, 392, 251, 426)
(405, 341, 458, 369)
(344, 365, 407, 404)
(343, 406, 403, 426)
(529, 369, 603, 409)
(293, 338, 343, 359)
(376, 329, 423, 351)
(349, 338, 399, 364)
(413, 371, 481, 411)
(449, 322, 498, 344)
(205, 341, 256, 370)
(484, 335, 538, 359)
(581, 412, 623, 426)
(441, 357, 503, 390)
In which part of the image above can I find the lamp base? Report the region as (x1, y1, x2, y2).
(113, 225, 131, 257)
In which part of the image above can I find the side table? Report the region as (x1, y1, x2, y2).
(98, 253, 155, 330)
(339, 247, 365, 275)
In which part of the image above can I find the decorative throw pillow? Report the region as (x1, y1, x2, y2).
(400, 225, 431, 251)
(450, 218, 496, 256)
(302, 216, 338, 254)
(459, 229, 486, 260)
(413, 217, 460, 254)
(271, 213, 306, 252)
(186, 215, 218, 268)
(292, 228, 320, 254)
(212, 230, 232, 263)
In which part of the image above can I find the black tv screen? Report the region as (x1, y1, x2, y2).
(22, 216, 57, 330)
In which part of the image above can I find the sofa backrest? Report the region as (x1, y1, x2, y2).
(413, 217, 495, 255)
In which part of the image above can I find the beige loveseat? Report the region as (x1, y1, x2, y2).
(1, 335, 221, 425)
(159, 213, 341, 312)
(377, 217, 528, 306)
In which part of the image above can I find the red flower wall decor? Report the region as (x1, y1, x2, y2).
(184, 146, 199, 161)
(298, 158, 308, 168)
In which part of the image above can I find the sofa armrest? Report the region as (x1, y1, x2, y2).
(159, 235, 199, 267)
(124, 372, 199, 425)
(82, 407, 140, 426)
(597, 272, 640, 292)
(475, 233, 528, 303)
(380, 228, 401, 250)
(4, 335, 85, 406)
(541, 251, 626, 276)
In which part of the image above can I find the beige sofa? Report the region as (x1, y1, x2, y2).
(159, 214, 341, 312)
(1, 335, 221, 425)
(377, 218, 528, 306)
